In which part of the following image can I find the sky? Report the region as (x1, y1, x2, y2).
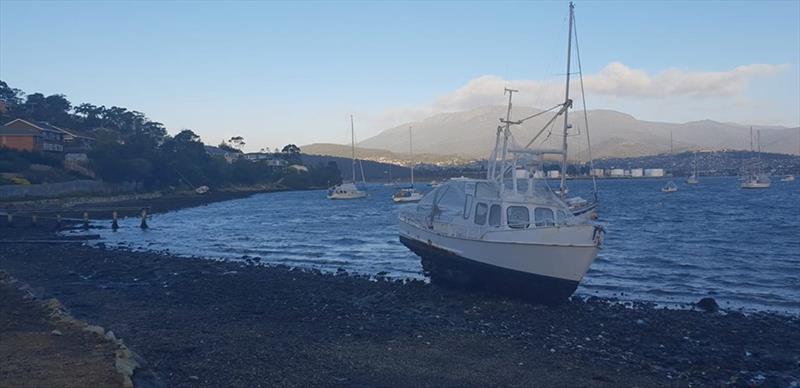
(1, 0, 799, 152)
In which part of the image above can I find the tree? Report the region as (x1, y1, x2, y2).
(282, 144, 300, 154)
(228, 136, 245, 151)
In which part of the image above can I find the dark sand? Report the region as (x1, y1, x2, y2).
(1, 195, 799, 387)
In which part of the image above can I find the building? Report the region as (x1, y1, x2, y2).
(644, 168, 665, 177)
(631, 168, 644, 177)
(205, 145, 242, 163)
(243, 152, 288, 167)
(3, 119, 66, 152)
(609, 168, 625, 177)
(591, 168, 604, 177)
(546, 170, 560, 178)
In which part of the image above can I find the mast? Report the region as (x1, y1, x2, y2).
(350, 115, 356, 183)
(409, 126, 414, 186)
(670, 131, 673, 154)
(500, 88, 517, 190)
(559, 2, 575, 198)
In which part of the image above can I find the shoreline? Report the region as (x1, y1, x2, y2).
(1, 220, 798, 386)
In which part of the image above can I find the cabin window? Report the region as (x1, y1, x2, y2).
(463, 194, 473, 219)
(488, 204, 501, 227)
(507, 206, 530, 229)
(534, 207, 555, 227)
(556, 210, 567, 224)
(474, 203, 488, 225)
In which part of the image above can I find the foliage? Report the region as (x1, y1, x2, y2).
(0, 80, 341, 190)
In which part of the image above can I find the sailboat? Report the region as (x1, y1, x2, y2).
(327, 115, 368, 200)
(398, 2, 604, 303)
(686, 152, 699, 184)
(741, 128, 771, 189)
(393, 126, 424, 203)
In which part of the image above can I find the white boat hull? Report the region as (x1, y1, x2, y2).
(398, 220, 600, 303)
(328, 192, 367, 199)
(741, 182, 770, 189)
(392, 194, 423, 203)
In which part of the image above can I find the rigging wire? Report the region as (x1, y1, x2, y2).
(572, 11, 598, 199)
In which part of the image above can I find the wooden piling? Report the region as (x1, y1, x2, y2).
(112, 211, 119, 231)
(140, 209, 148, 229)
(83, 212, 90, 229)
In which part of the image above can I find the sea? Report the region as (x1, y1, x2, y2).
(89, 177, 800, 315)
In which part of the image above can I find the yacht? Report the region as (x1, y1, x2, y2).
(328, 115, 367, 200)
(393, 126, 424, 203)
(398, 2, 604, 304)
(781, 175, 796, 182)
(740, 128, 771, 189)
(661, 181, 678, 193)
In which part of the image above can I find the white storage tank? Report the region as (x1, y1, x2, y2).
(591, 168, 604, 177)
(610, 168, 625, 177)
(631, 168, 644, 177)
(547, 170, 560, 178)
(645, 168, 665, 177)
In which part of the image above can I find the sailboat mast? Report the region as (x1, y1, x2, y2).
(350, 115, 356, 183)
(559, 2, 575, 198)
(500, 88, 517, 190)
(409, 126, 414, 185)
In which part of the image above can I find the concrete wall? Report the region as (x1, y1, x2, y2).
(0, 180, 138, 200)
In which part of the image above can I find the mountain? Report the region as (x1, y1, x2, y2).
(356, 106, 800, 160)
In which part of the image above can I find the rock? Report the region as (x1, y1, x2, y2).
(696, 297, 719, 313)
(50, 329, 63, 336)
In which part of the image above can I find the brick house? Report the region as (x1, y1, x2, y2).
(1, 119, 65, 152)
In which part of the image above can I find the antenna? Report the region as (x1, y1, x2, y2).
(350, 115, 356, 183)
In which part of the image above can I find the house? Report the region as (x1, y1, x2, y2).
(2, 119, 66, 152)
(204, 145, 242, 163)
(1, 118, 95, 155)
(243, 152, 288, 167)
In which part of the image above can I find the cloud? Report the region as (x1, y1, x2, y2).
(367, 62, 788, 131)
(584, 62, 788, 98)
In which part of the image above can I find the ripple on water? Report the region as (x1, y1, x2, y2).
(89, 178, 800, 314)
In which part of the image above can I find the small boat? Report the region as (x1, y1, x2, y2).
(398, 2, 603, 304)
(662, 181, 678, 193)
(781, 175, 795, 182)
(429, 180, 441, 188)
(393, 188, 424, 202)
(328, 115, 367, 200)
(328, 182, 367, 199)
(392, 126, 423, 203)
(741, 175, 771, 189)
(740, 128, 771, 189)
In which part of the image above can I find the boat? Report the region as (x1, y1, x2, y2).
(661, 181, 678, 193)
(328, 115, 367, 200)
(398, 2, 604, 304)
(428, 180, 441, 188)
(740, 128, 771, 189)
(686, 152, 699, 184)
(393, 126, 424, 203)
(780, 175, 795, 182)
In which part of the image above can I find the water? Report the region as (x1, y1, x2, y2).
(91, 177, 800, 314)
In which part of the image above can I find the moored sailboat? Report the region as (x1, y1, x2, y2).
(328, 115, 368, 200)
(740, 128, 771, 189)
(393, 126, 424, 203)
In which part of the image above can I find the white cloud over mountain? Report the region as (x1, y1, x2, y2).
(366, 62, 790, 132)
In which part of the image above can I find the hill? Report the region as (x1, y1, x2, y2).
(357, 106, 800, 160)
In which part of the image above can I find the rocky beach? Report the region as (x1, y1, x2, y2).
(1, 200, 799, 387)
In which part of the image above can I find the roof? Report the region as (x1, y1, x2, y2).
(3, 118, 92, 139)
(0, 125, 40, 136)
